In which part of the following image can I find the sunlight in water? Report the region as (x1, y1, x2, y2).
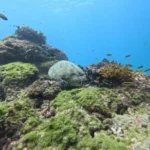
(39, 0, 94, 12)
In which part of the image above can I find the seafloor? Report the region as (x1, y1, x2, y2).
(0, 26, 150, 150)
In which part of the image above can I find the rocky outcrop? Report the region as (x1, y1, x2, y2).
(0, 38, 67, 64)
(0, 26, 68, 74)
(26, 79, 62, 107)
(0, 62, 38, 101)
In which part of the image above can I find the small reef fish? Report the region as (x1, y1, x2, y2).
(122, 82, 136, 87)
(106, 54, 112, 56)
(125, 54, 131, 58)
(0, 13, 8, 20)
(137, 66, 143, 69)
(144, 68, 150, 72)
(125, 64, 133, 68)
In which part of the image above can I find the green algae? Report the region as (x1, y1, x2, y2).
(51, 87, 150, 116)
(125, 125, 150, 141)
(51, 87, 127, 116)
(3, 100, 37, 138)
(0, 90, 39, 141)
(0, 101, 11, 116)
(1, 87, 149, 149)
(96, 132, 128, 150)
(0, 101, 12, 131)
(132, 93, 150, 105)
(21, 116, 42, 134)
(51, 88, 112, 115)
(20, 108, 103, 149)
(0, 91, 28, 119)
(16, 88, 129, 149)
(39, 115, 77, 148)
(0, 62, 38, 84)
(22, 114, 78, 149)
(75, 131, 128, 150)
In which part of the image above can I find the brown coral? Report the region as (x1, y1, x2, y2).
(15, 26, 46, 45)
(98, 63, 134, 84)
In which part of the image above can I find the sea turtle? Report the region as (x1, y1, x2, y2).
(48, 60, 87, 87)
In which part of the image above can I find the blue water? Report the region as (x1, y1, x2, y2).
(1, 0, 150, 72)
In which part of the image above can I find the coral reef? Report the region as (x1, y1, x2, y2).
(0, 28, 150, 150)
(85, 59, 121, 87)
(85, 60, 135, 87)
(15, 26, 46, 45)
(98, 63, 134, 84)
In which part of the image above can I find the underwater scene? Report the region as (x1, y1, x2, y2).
(0, 0, 150, 150)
